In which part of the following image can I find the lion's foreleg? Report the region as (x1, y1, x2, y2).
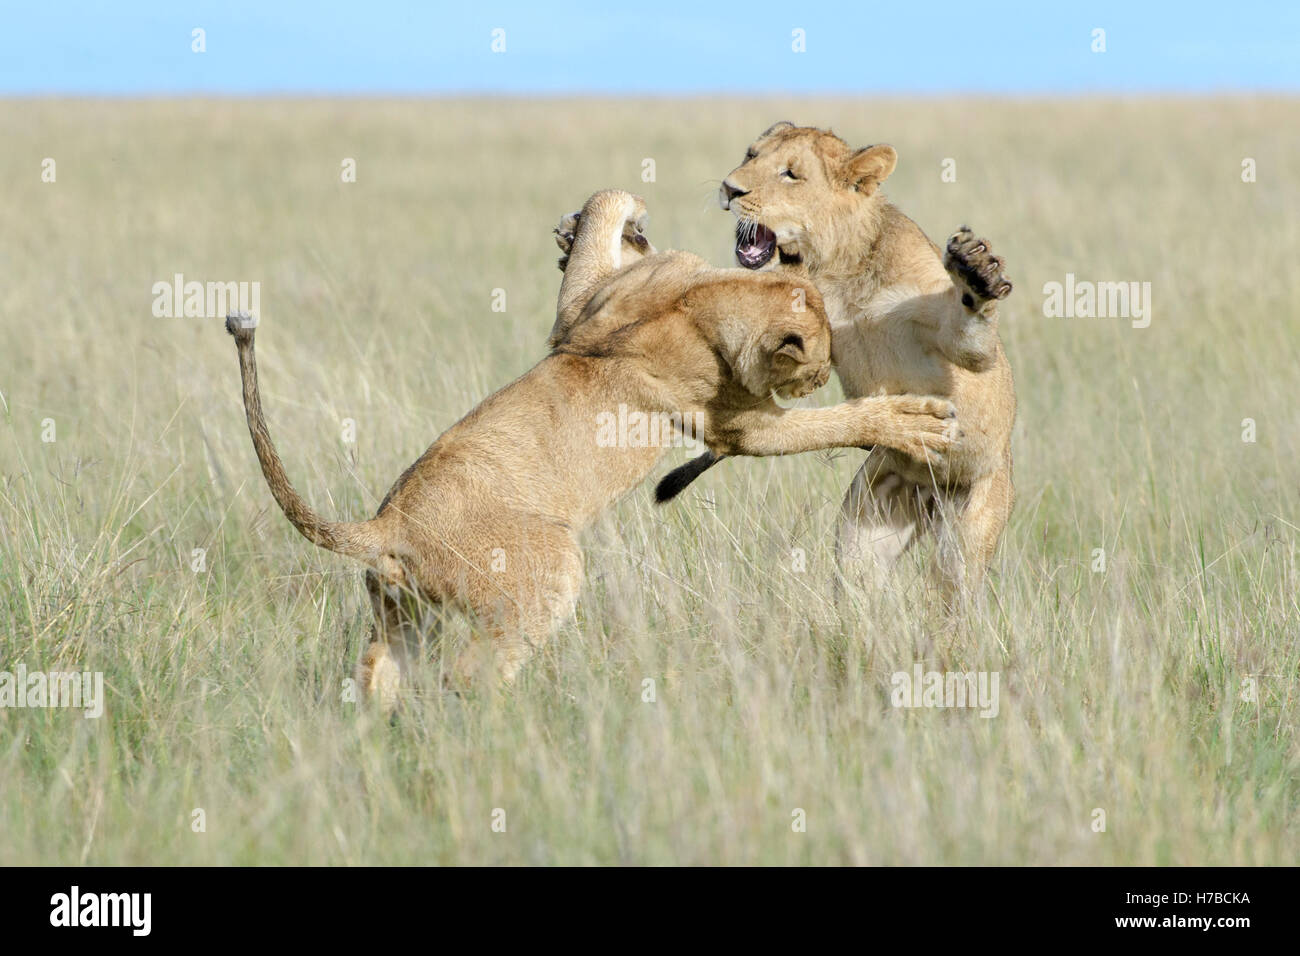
(549, 190, 648, 348)
(931, 226, 1013, 372)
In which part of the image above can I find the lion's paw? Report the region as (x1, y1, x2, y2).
(944, 226, 1012, 311)
(621, 212, 651, 255)
(554, 211, 581, 271)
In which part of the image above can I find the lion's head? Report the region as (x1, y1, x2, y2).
(721, 122, 897, 273)
(763, 319, 833, 400)
(681, 271, 832, 400)
(735, 305, 833, 400)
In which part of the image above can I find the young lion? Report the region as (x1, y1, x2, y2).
(226, 189, 956, 710)
(658, 123, 1017, 607)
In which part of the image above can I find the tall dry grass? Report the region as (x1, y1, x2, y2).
(0, 98, 1296, 863)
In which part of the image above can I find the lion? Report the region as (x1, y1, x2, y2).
(226, 188, 957, 711)
(656, 122, 1017, 607)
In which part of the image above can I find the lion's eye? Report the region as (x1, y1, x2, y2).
(780, 168, 800, 181)
(744, 149, 758, 162)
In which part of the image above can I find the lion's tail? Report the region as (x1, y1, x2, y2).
(654, 450, 725, 504)
(226, 312, 386, 566)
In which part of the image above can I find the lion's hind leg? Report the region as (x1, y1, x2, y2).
(356, 566, 441, 716)
(835, 451, 929, 594)
(447, 520, 584, 690)
(932, 462, 1013, 614)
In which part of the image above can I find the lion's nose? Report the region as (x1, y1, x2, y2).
(720, 180, 748, 207)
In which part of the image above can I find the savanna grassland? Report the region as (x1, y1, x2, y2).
(0, 98, 1297, 864)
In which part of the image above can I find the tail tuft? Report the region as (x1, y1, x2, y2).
(225, 310, 259, 342)
(654, 450, 724, 504)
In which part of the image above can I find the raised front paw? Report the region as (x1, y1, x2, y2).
(606, 191, 653, 259)
(587, 189, 654, 261)
(554, 210, 581, 272)
(945, 226, 1012, 311)
(878, 395, 959, 470)
(621, 210, 652, 257)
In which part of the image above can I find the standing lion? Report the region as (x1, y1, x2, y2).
(659, 122, 1016, 608)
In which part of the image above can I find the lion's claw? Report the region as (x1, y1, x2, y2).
(945, 225, 1012, 308)
(554, 211, 581, 271)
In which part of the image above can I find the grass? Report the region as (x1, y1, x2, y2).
(0, 97, 1297, 864)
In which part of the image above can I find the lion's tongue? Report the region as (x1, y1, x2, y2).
(736, 224, 777, 269)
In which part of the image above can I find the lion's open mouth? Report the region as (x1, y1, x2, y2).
(736, 222, 777, 269)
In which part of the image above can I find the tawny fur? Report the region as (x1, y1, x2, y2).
(662, 123, 1018, 607)
(227, 189, 958, 711)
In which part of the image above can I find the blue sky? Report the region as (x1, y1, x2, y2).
(2, 1, 1297, 95)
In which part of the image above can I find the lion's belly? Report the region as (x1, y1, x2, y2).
(831, 317, 1015, 486)
(830, 319, 946, 398)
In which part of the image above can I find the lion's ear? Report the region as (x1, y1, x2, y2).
(844, 144, 897, 194)
(759, 120, 795, 139)
(774, 332, 806, 363)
